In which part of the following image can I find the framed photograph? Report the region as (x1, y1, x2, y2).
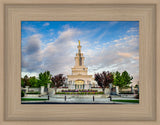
(0, 0, 159, 125)
(21, 21, 139, 105)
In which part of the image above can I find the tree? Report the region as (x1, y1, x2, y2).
(94, 71, 114, 92)
(113, 71, 133, 90)
(21, 78, 25, 87)
(38, 71, 52, 87)
(121, 71, 133, 87)
(29, 76, 39, 87)
(113, 71, 122, 88)
(23, 75, 30, 86)
(134, 84, 139, 88)
(51, 74, 66, 88)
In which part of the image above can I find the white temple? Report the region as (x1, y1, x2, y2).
(67, 40, 95, 90)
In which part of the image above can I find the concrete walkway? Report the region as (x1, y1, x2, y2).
(21, 96, 139, 104)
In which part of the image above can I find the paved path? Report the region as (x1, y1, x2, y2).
(21, 96, 138, 104)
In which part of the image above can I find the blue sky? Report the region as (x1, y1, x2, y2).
(21, 21, 139, 85)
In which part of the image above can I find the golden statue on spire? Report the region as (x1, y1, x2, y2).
(78, 40, 80, 45)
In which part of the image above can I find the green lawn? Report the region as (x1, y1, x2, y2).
(112, 100, 139, 103)
(21, 98, 48, 101)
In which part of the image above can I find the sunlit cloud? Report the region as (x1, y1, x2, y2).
(117, 52, 132, 58)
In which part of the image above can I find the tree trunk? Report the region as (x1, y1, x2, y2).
(55, 87, 57, 93)
(102, 88, 105, 93)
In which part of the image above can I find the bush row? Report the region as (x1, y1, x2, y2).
(26, 92, 40, 94)
(119, 91, 134, 94)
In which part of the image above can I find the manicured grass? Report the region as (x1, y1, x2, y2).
(21, 98, 48, 101)
(112, 100, 139, 103)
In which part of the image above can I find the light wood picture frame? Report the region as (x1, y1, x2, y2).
(0, 0, 160, 125)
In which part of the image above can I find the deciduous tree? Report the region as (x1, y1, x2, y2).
(29, 76, 39, 87)
(113, 71, 133, 90)
(51, 74, 66, 88)
(23, 75, 30, 86)
(21, 78, 25, 87)
(38, 71, 52, 87)
(94, 71, 113, 92)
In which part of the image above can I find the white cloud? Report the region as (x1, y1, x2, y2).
(21, 34, 43, 73)
(117, 52, 132, 58)
(84, 34, 139, 85)
(23, 27, 36, 32)
(22, 27, 139, 85)
(113, 40, 119, 42)
(21, 72, 39, 78)
(22, 28, 82, 76)
(127, 27, 138, 33)
(49, 39, 53, 41)
(94, 41, 99, 44)
(43, 22, 50, 26)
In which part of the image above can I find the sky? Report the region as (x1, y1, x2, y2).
(21, 21, 139, 85)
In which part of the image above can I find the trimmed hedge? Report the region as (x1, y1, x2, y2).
(21, 91, 25, 97)
(119, 91, 134, 94)
(26, 92, 40, 94)
(21, 98, 48, 101)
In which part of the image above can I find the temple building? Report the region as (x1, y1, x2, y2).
(67, 40, 95, 90)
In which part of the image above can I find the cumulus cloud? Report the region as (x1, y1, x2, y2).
(22, 28, 82, 77)
(21, 25, 139, 85)
(84, 34, 139, 85)
(21, 34, 43, 73)
(24, 34, 42, 55)
(42, 28, 81, 75)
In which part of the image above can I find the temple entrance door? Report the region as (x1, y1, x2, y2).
(75, 80, 84, 90)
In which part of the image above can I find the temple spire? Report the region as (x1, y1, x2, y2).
(77, 40, 81, 54)
(78, 40, 80, 46)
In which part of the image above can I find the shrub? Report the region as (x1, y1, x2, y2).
(21, 91, 25, 97)
(26, 92, 40, 94)
(135, 94, 139, 99)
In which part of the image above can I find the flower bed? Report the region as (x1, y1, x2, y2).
(61, 89, 98, 92)
(56, 91, 104, 95)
